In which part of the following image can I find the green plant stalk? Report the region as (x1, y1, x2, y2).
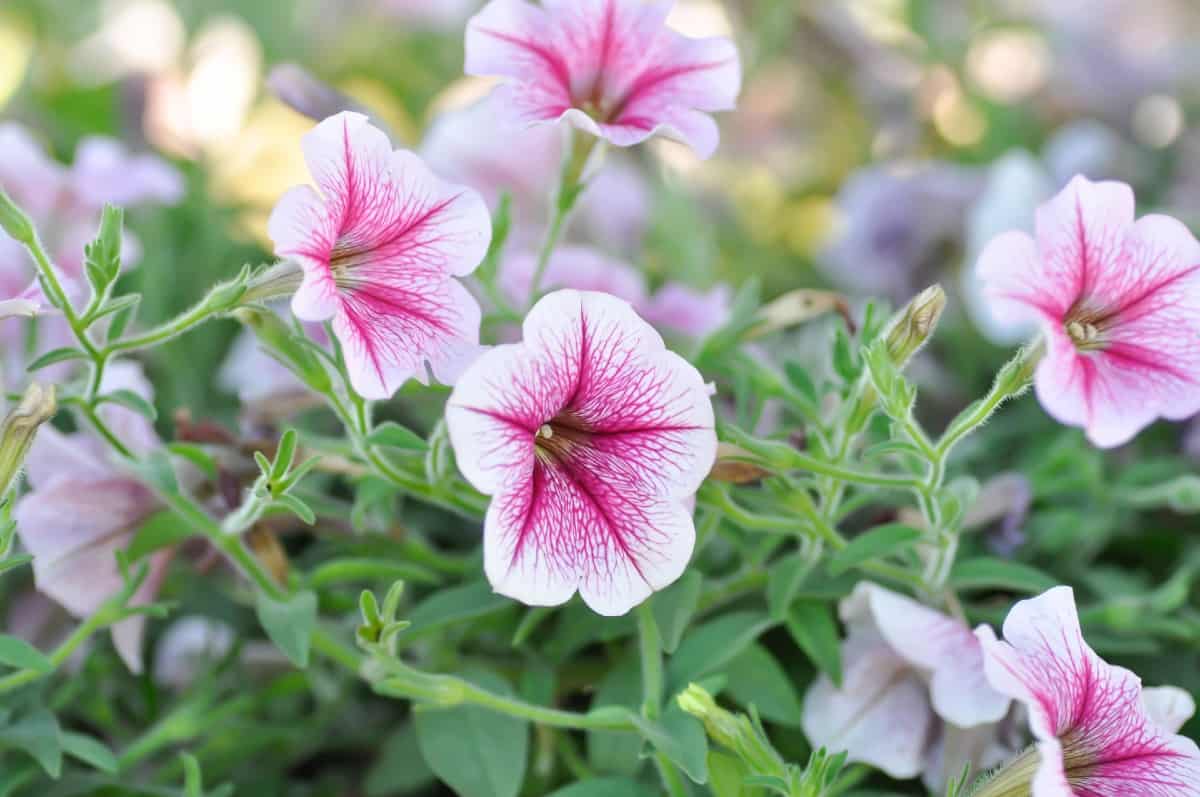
(527, 131, 597, 306)
(0, 608, 115, 694)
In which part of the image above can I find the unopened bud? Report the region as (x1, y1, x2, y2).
(0, 382, 57, 495)
(885, 284, 946, 366)
(0, 188, 35, 245)
(749, 289, 848, 339)
(708, 443, 771, 484)
(677, 684, 784, 777)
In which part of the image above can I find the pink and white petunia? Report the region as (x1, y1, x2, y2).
(465, 0, 741, 159)
(803, 583, 1011, 788)
(978, 175, 1200, 447)
(14, 364, 169, 674)
(269, 111, 492, 399)
(445, 289, 717, 615)
(979, 586, 1200, 796)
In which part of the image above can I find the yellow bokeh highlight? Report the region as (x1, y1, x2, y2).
(0, 17, 33, 109)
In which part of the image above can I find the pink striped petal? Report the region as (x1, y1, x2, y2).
(980, 587, 1200, 797)
(446, 289, 716, 615)
(978, 175, 1200, 447)
(269, 112, 491, 398)
(465, 0, 740, 158)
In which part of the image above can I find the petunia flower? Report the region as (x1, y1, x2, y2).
(464, 0, 741, 159)
(978, 175, 1200, 447)
(802, 583, 1012, 790)
(445, 289, 716, 615)
(978, 586, 1200, 796)
(14, 364, 170, 674)
(269, 111, 491, 399)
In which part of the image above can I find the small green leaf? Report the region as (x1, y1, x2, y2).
(308, 558, 440, 589)
(125, 510, 191, 562)
(668, 612, 774, 690)
(0, 708, 62, 777)
(950, 558, 1058, 595)
(414, 670, 528, 797)
(25, 347, 87, 372)
(722, 643, 804, 727)
(166, 443, 218, 480)
(406, 581, 512, 639)
(786, 600, 843, 687)
(61, 732, 117, 774)
(651, 570, 702, 654)
(98, 388, 157, 421)
(783, 361, 818, 405)
(271, 429, 299, 483)
(0, 635, 52, 673)
(708, 751, 752, 797)
(587, 655, 643, 776)
(631, 707, 708, 783)
(366, 724, 435, 796)
(367, 422, 428, 452)
(276, 493, 316, 525)
(0, 554, 32, 577)
(255, 590, 317, 668)
(103, 294, 141, 340)
(828, 523, 921, 575)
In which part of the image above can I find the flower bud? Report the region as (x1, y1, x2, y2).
(0, 382, 57, 496)
(676, 684, 784, 777)
(0, 188, 35, 245)
(885, 284, 946, 366)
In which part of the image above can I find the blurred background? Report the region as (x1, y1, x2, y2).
(2, 0, 1200, 793)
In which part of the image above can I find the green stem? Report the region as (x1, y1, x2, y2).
(528, 132, 597, 306)
(0, 610, 112, 694)
(106, 293, 226, 353)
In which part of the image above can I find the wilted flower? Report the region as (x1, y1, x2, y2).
(14, 365, 169, 674)
(802, 583, 1012, 790)
(421, 100, 651, 252)
(445, 289, 717, 615)
(465, 0, 741, 159)
(268, 111, 491, 399)
(978, 586, 1200, 796)
(977, 175, 1200, 447)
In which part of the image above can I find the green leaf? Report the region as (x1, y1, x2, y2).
(25, 347, 87, 372)
(125, 510, 191, 562)
(308, 558, 440, 589)
(783, 361, 818, 406)
(271, 429, 299, 483)
(414, 670, 528, 797)
(587, 654, 643, 776)
(365, 724, 435, 796)
(828, 523, 922, 575)
(831, 323, 859, 383)
(546, 778, 658, 797)
(276, 493, 315, 525)
(722, 643, 804, 727)
(651, 570, 702, 654)
(0, 708, 62, 777)
(0, 635, 52, 673)
(406, 581, 512, 639)
(668, 612, 774, 691)
(950, 558, 1058, 594)
(785, 600, 843, 687)
(166, 443, 218, 480)
(766, 550, 814, 619)
(255, 590, 317, 668)
(97, 388, 157, 421)
(61, 732, 117, 774)
(631, 707, 708, 783)
(367, 422, 428, 453)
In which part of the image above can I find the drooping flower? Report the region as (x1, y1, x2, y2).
(14, 364, 170, 674)
(978, 586, 1200, 796)
(445, 289, 717, 615)
(269, 111, 491, 399)
(802, 583, 1012, 790)
(978, 175, 1200, 447)
(421, 99, 651, 252)
(464, 0, 741, 159)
